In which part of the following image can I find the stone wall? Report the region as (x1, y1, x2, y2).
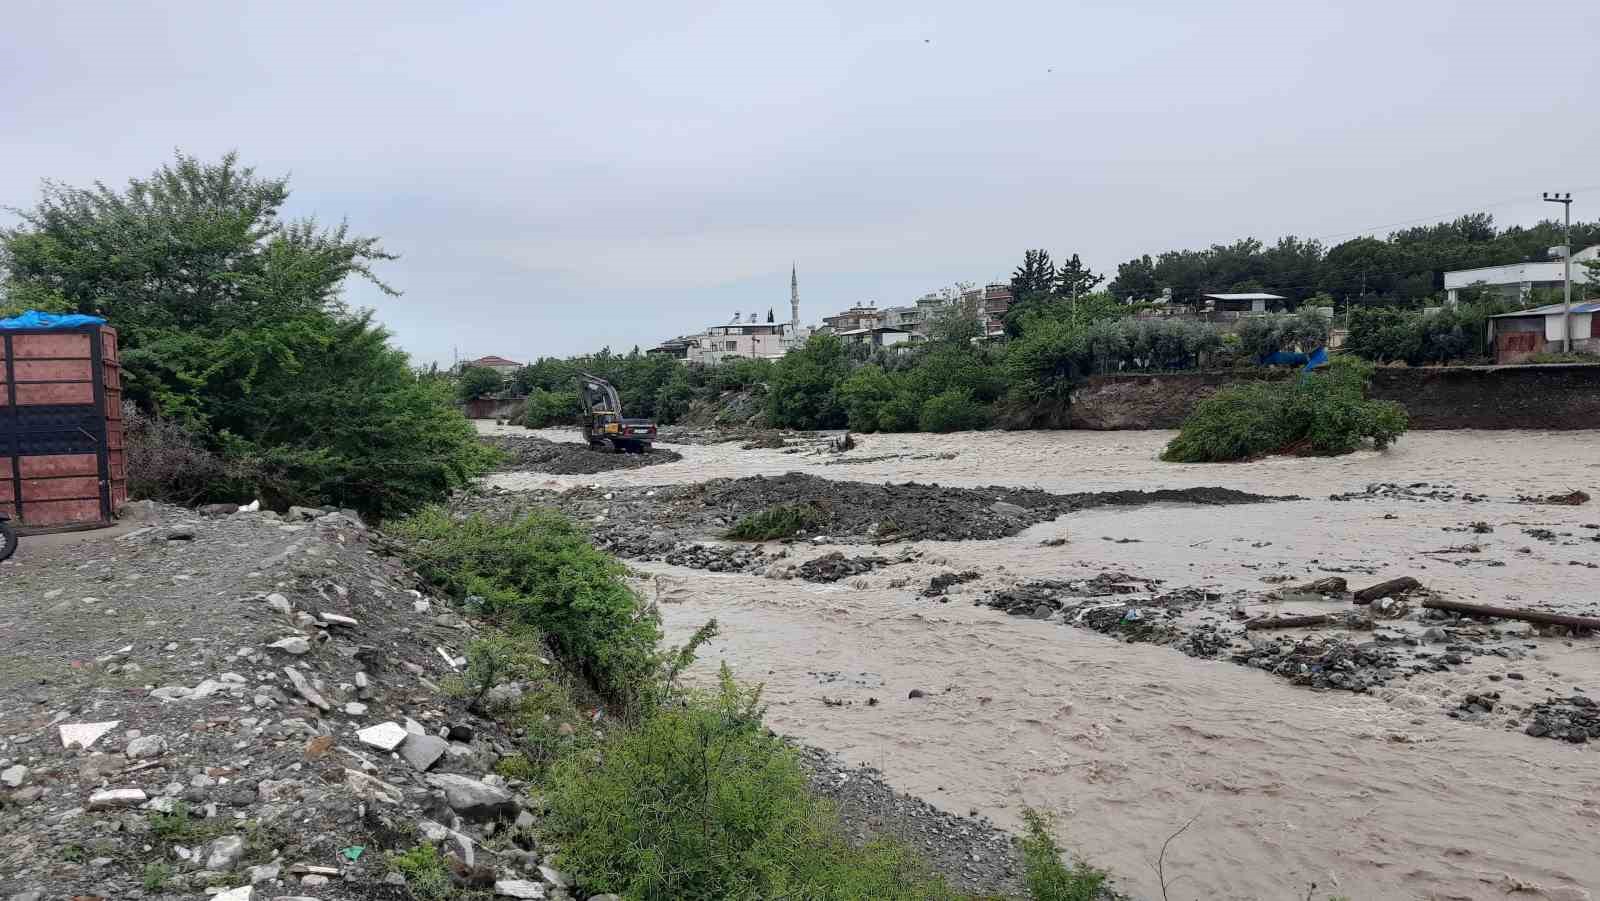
(1068, 364, 1600, 430)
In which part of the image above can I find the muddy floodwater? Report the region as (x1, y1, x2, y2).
(484, 425, 1600, 900)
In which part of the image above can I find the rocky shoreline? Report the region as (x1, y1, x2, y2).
(0, 503, 1046, 900)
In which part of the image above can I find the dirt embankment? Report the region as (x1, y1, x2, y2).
(484, 435, 683, 474)
(0, 503, 1026, 899)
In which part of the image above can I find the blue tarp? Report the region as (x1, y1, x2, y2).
(1258, 346, 1330, 372)
(0, 310, 107, 330)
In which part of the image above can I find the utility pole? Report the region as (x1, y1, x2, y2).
(1542, 192, 1573, 352)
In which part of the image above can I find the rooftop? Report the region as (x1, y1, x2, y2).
(1487, 301, 1600, 318)
(466, 355, 521, 367)
(1203, 293, 1285, 301)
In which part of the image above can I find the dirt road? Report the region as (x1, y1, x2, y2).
(486, 424, 1600, 900)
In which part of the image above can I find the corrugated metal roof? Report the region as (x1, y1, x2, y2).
(1203, 293, 1285, 300)
(1487, 301, 1600, 318)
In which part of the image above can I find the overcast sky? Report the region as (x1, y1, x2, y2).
(4, 1, 1596, 365)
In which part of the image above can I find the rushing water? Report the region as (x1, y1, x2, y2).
(487, 425, 1600, 900)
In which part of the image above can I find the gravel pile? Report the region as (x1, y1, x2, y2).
(484, 435, 682, 474)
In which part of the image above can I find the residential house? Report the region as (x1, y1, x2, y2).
(461, 354, 522, 376)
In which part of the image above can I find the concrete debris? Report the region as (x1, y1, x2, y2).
(124, 734, 168, 758)
(357, 721, 409, 752)
(494, 880, 547, 899)
(269, 636, 312, 655)
(87, 788, 147, 809)
(59, 721, 119, 749)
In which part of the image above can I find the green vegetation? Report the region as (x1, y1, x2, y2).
(545, 668, 980, 901)
(1018, 809, 1107, 901)
(1343, 301, 1510, 365)
(141, 861, 174, 891)
(399, 507, 1107, 901)
(0, 152, 492, 519)
(1106, 212, 1600, 306)
(388, 844, 461, 901)
(457, 365, 506, 401)
(394, 507, 661, 708)
(1162, 357, 1408, 462)
(725, 504, 824, 540)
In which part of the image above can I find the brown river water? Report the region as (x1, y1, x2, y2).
(485, 426, 1600, 900)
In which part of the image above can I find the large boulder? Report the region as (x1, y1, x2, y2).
(426, 773, 516, 821)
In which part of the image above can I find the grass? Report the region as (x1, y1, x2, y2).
(1018, 809, 1107, 901)
(388, 844, 461, 901)
(142, 861, 174, 891)
(395, 506, 663, 711)
(1522, 350, 1600, 364)
(725, 503, 824, 540)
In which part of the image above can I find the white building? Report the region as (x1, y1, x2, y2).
(837, 326, 912, 349)
(1443, 245, 1599, 305)
(677, 265, 813, 366)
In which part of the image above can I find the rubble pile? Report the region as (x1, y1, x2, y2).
(485, 435, 682, 474)
(1234, 637, 1405, 692)
(0, 506, 589, 900)
(1524, 695, 1600, 743)
(795, 551, 891, 583)
(1329, 482, 1489, 503)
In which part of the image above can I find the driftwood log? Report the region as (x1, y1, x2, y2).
(1420, 598, 1600, 631)
(1244, 613, 1335, 631)
(1353, 576, 1421, 604)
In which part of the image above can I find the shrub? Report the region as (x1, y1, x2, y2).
(1162, 357, 1407, 462)
(123, 403, 251, 504)
(918, 390, 991, 433)
(837, 365, 895, 432)
(1234, 310, 1331, 359)
(725, 504, 823, 541)
(1019, 809, 1107, 901)
(387, 844, 455, 901)
(141, 862, 174, 891)
(653, 370, 697, 424)
(877, 392, 921, 432)
(545, 667, 971, 901)
(521, 387, 580, 428)
(1344, 301, 1510, 365)
(457, 365, 504, 401)
(394, 507, 662, 708)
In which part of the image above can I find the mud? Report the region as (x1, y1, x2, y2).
(483, 435, 682, 474)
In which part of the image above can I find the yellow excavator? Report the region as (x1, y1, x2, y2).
(577, 372, 657, 453)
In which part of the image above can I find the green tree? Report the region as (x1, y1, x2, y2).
(1010, 249, 1056, 297)
(1052, 253, 1104, 298)
(766, 334, 850, 429)
(1108, 254, 1158, 301)
(0, 152, 491, 518)
(836, 365, 895, 432)
(457, 365, 504, 401)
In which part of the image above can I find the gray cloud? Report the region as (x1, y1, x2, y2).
(3, 1, 1595, 364)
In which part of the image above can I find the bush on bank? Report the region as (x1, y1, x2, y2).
(1161, 357, 1408, 462)
(393, 507, 662, 708)
(397, 508, 1108, 901)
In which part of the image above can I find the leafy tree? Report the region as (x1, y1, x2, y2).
(0, 152, 491, 518)
(457, 365, 504, 401)
(1108, 254, 1158, 301)
(766, 334, 850, 429)
(836, 365, 895, 432)
(653, 369, 696, 424)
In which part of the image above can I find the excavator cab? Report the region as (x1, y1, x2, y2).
(578, 373, 657, 453)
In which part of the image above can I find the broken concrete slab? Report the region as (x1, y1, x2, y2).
(357, 721, 408, 752)
(59, 721, 119, 749)
(400, 734, 448, 772)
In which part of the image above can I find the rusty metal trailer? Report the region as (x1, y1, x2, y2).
(0, 322, 126, 532)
